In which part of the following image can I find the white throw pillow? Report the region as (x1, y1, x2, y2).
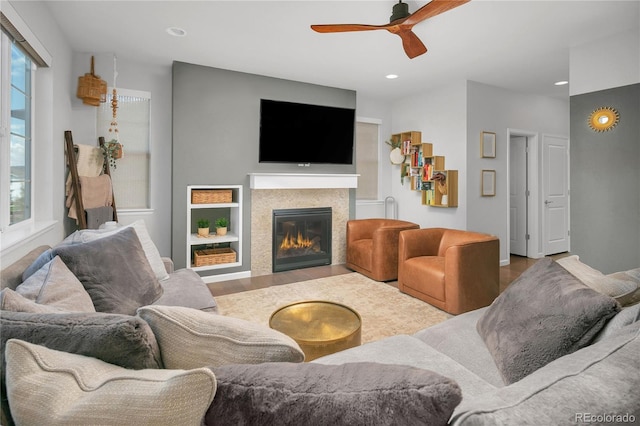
(556, 255, 638, 301)
(75, 220, 169, 281)
(5, 339, 217, 426)
(137, 305, 305, 369)
(14, 256, 95, 312)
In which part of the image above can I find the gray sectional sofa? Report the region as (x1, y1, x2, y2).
(1, 222, 639, 425)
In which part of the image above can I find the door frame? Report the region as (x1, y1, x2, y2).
(506, 128, 541, 260)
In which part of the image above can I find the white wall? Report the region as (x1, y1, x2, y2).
(466, 81, 569, 264)
(570, 27, 640, 96)
(69, 53, 173, 256)
(389, 81, 468, 229)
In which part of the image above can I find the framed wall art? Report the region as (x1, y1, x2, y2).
(481, 170, 496, 196)
(481, 131, 496, 158)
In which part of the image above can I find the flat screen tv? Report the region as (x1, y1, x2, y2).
(259, 99, 355, 165)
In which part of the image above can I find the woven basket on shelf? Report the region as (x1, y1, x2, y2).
(76, 56, 107, 106)
(191, 189, 232, 204)
(193, 248, 236, 267)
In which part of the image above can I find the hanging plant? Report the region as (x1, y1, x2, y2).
(103, 55, 123, 169)
(101, 139, 122, 169)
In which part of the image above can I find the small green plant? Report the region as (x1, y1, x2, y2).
(215, 217, 229, 228)
(197, 218, 210, 229)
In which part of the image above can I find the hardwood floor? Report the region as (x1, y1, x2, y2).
(207, 254, 567, 297)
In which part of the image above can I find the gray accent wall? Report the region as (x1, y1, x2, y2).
(569, 83, 640, 274)
(171, 62, 357, 274)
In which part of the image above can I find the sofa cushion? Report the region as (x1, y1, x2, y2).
(556, 255, 638, 303)
(152, 268, 218, 312)
(5, 340, 216, 426)
(137, 305, 304, 369)
(206, 362, 461, 426)
(64, 220, 170, 282)
(14, 256, 95, 312)
(53, 227, 163, 315)
(453, 322, 640, 425)
(414, 307, 504, 388)
(476, 258, 620, 384)
(1, 246, 49, 290)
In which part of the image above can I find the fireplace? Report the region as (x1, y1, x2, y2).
(272, 207, 332, 272)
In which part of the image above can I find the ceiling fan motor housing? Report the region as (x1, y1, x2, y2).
(390, 1, 410, 22)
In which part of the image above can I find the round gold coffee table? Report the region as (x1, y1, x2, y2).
(269, 300, 362, 361)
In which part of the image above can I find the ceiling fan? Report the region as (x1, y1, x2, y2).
(311, 0, 470, 59)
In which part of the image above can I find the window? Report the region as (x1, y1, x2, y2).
(1, 29, 33, 231)
(96, 88, 151, 210)
(355, 120, 379, 200)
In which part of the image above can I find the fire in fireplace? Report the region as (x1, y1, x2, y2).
(272, 207, 332, 272)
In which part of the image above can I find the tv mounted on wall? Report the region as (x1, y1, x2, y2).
(259, 99, 355, 165)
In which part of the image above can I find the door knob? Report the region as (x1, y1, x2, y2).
(544, 200, 552, 205)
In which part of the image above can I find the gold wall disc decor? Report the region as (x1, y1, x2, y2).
(588, 107, 619, 132)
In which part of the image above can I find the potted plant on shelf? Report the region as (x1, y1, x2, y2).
(197, 218, 210, 237)
(215, 217, 229, 236)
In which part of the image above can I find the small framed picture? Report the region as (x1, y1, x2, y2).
(481, 131, 496, 158)
(482, 170, 496, 196)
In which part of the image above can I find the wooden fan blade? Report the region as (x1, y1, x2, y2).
(397, 30, 428, 59)
(402, 0, 470, 27)
(311, 23, 388, 33)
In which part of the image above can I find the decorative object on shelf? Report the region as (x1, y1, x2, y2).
(197, 218, 210, 237)
(481, 131, 496, 158)
(433, 172, 448, 206)
(386, 139, 405, 165)
(215, 217, 229, 236)
(482, 170, 496, 197)
(588, 107, 619, 132)
(76, 56, 107, 106)
(102, 55, 123, 169)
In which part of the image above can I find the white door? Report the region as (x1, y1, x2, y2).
(542, 135, 570, 255)
(509, 136, 527, 256)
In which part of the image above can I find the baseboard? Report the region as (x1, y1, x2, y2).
(200, 270, 252, 283)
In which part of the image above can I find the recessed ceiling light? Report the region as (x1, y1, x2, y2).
(554, 80, 569, 86)
(386, 74, 399, 79)
(166, 27, 187, 37)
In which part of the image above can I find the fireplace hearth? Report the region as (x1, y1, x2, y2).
(272, 207, 332, 272)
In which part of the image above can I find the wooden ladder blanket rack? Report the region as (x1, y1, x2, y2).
(64, 130, 118, 229)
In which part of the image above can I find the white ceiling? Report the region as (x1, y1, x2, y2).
(42, 0, 639, 101)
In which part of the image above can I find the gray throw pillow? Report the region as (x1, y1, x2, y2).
(53, 227, 163, 315)
(0, 311, 162, 371)
(0, 311, 162, 426)
(205, 362, 461, 426)
(476, 258, 620, 384)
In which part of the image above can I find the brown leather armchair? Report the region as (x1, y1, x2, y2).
(346, 219, 419, 281)
(398, 228, 500, 314)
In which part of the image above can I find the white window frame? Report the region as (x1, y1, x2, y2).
(0, 4, 54, 254)
(355, 117, 381, 200)
(0, 28, 35, 233)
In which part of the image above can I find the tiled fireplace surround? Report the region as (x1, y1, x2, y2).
(249, 173, 358, 276)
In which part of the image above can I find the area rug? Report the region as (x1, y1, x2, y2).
(215, 272, 451, 344)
